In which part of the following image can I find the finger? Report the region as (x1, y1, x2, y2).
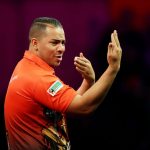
(111, 30, 119, 48)
(113, 30, 121, 48)
(74, 58, 86, 66)
(75, 57, 89, 66)
(108, 42, 113, 53)
(75, 66, 86, 73)
(111, 32, 116, 46)
(74, 59, 87, 69)
(79, 52, 84, 58)
(79, 52, 88, 62)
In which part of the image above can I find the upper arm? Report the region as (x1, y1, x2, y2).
(66, 94, 93, 115)
(33, 76, 77, 113)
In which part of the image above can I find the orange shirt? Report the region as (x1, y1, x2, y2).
(4, 50, 77, 150)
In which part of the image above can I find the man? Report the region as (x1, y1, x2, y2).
(4, 17, 122, 150)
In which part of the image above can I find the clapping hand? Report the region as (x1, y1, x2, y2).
(74, 52, 95, 85)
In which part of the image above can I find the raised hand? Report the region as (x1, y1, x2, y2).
(74, 52, 95, 85)
(107, 30, 122, 72)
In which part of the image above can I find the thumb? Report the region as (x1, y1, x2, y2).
(79, 52, 84, 58)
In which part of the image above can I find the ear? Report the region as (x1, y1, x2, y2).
(31, 38, 38, 50)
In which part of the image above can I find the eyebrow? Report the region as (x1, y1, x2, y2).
(51, 39, 66, 43)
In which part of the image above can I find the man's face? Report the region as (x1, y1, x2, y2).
(36, 26, 66, 67)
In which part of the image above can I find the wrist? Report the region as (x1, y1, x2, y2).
(107, 66, 119, 76)
(84, 78, 95, 86)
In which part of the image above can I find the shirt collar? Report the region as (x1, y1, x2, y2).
(24, 50, 54, 72)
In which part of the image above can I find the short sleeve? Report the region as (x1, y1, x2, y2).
(32, 75, 77, 113)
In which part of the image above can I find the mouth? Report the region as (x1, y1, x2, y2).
(55, 55, 62, 61)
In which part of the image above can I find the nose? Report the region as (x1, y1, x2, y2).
(57, 43, 65, 52)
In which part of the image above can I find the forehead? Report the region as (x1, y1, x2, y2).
(45, 25, 65, 40)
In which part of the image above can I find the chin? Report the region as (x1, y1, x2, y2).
(53, 63, 61, 67)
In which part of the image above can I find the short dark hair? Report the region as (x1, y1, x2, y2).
(29, 17, 63, 41)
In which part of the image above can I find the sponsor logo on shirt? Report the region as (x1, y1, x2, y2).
(47, 80, 63, 96)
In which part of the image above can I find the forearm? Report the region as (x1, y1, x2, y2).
(76, 78, 95, 95)
(67, 66, 119, 114)
(81, 66, 118, 112)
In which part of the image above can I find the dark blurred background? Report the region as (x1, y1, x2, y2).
(1, 0, 150, 149)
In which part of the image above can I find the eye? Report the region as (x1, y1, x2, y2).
(50, 41, 59, 46)
(50, 40, 66, 46)
(62, 41, 65, 45)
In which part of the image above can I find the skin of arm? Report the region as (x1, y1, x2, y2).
(67, 30, 122, 115)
